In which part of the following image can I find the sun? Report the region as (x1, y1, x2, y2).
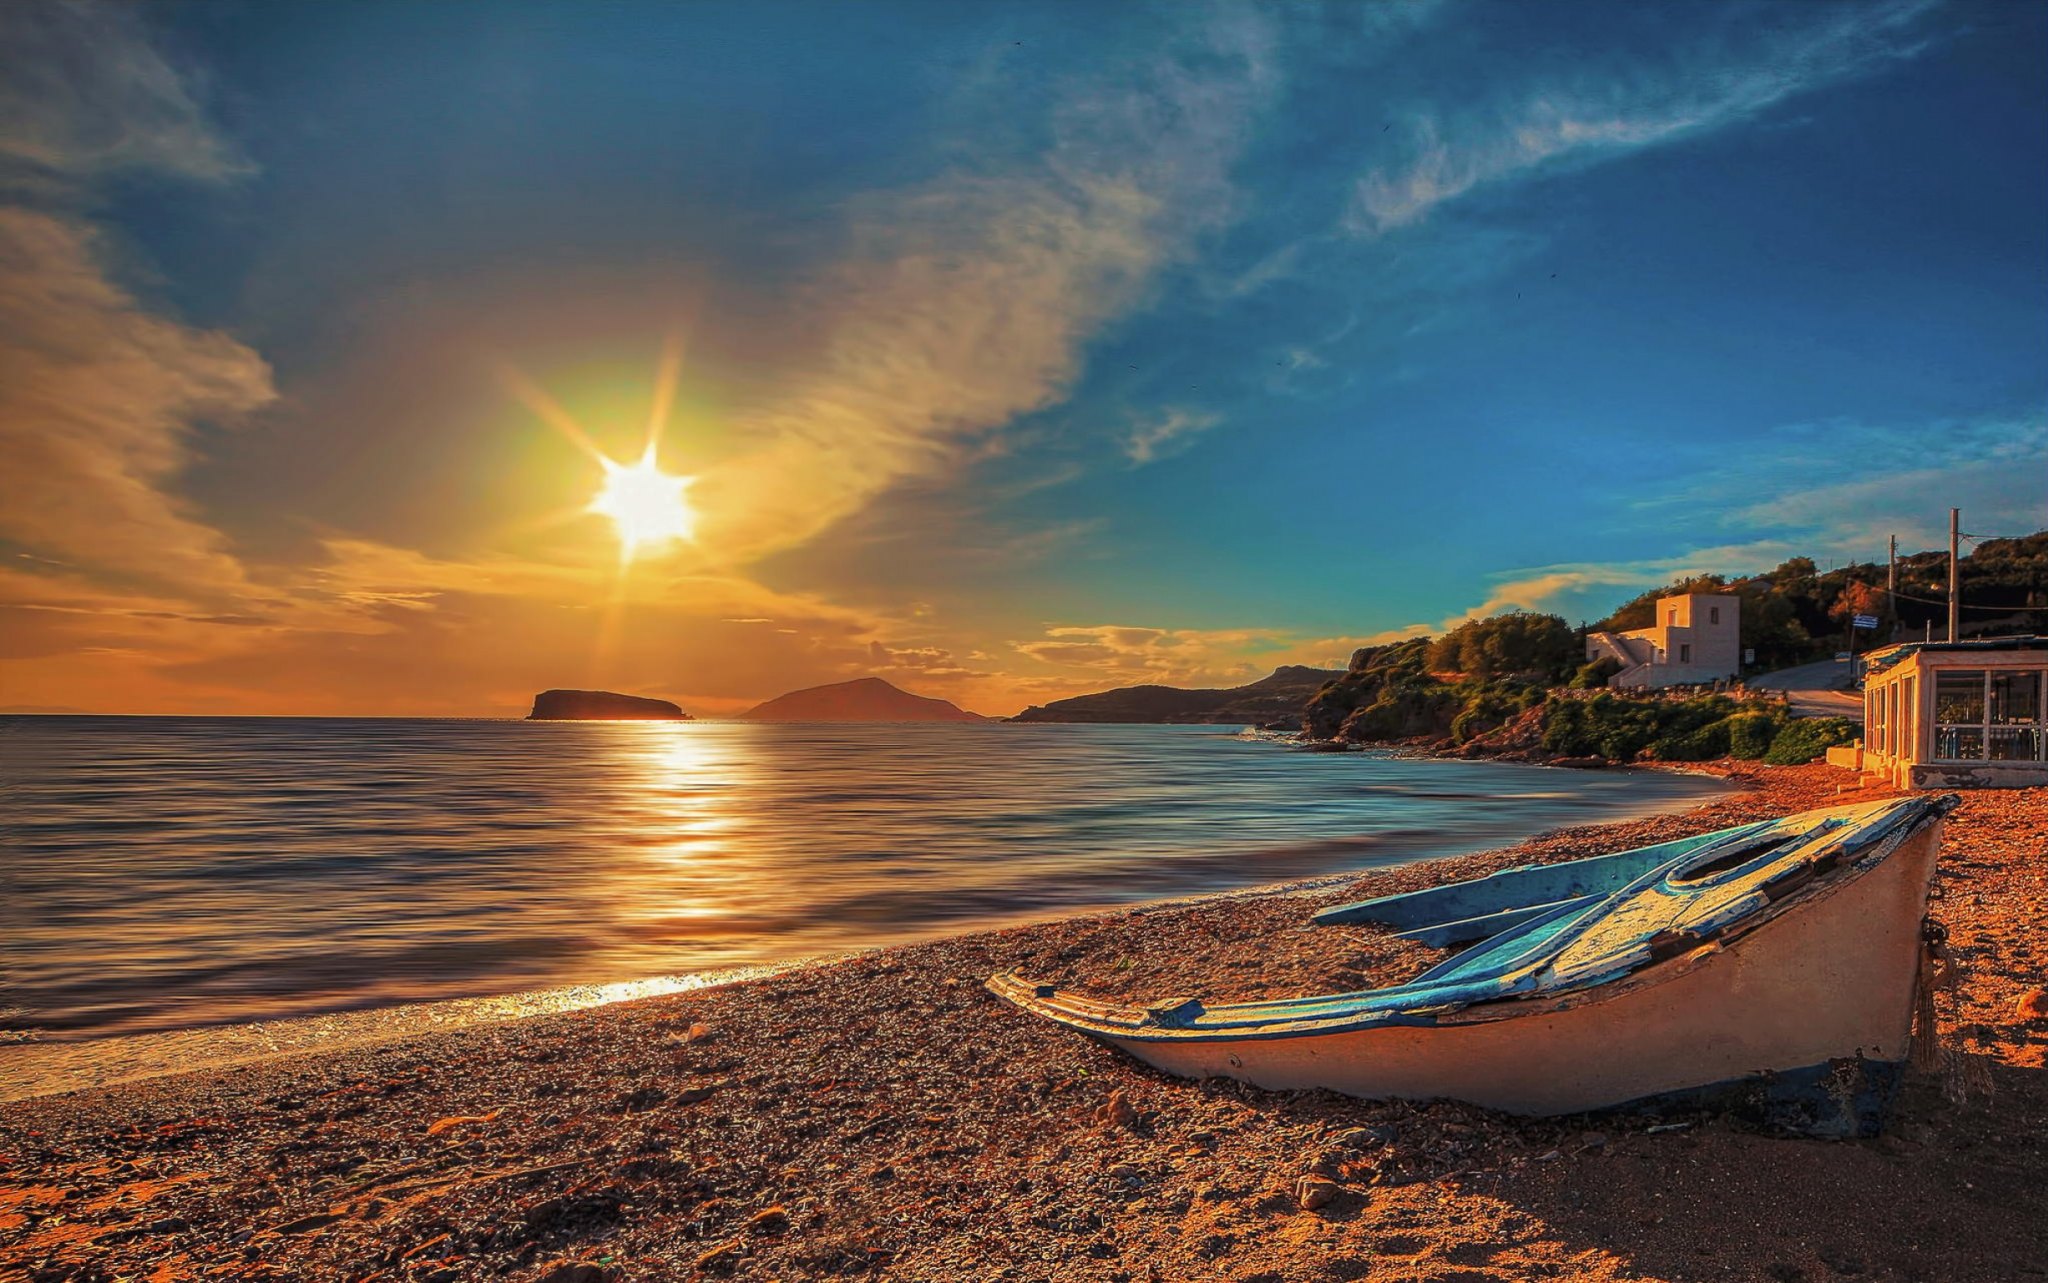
(589, 446, 697, 555)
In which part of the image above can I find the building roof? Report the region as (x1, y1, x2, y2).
(1862, 635, 2047, 678)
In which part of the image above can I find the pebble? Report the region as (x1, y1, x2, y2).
(2017, 988, 2048, 1019)
(1098, 1089, 1139, 1131)
(535, 1264, 608, 1283)
(1295, 1176, 1339, 1211)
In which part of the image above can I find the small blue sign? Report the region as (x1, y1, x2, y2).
(1852, 614, 1879, 630)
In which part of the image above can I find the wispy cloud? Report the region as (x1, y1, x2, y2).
(0, 2, 274, 601)
(1629, 411, 2048, 555)
(1123, 406, 1222, 465)
(694, 14, 1281, 561)
(1010, 621, 1387, 691)
(0, 1, 250, 182)
(1347, 0, 1938, 234)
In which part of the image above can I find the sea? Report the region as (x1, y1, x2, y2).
(0, 716, 1726, 1096)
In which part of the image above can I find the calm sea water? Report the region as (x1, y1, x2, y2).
(0, 717, 1725, 1043)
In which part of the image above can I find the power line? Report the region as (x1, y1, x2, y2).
(1884, 587, 2036, 613)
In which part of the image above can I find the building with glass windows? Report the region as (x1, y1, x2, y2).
(1853, 637, 2048, 788)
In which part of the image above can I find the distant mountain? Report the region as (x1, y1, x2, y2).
(736, 676, 987, 722)
(529, 689, 691, 720)
(1008, 665, 1342, 725)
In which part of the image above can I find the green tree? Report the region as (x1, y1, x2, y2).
(1425, 612, 1580, 681)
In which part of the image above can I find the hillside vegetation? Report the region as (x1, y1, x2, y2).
(1297, 532, 2044, 764)
(1593, 533, 2048, 671)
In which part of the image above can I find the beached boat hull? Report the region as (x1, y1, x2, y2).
(991, 799, 1950, 1136)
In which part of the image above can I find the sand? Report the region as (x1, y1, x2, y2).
(4, 762, 2045, 1282)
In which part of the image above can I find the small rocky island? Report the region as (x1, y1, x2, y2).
(527, 689, 692, 720)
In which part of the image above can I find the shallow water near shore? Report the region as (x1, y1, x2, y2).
(1, 717, 1725, 1054)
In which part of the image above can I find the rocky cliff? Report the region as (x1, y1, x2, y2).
(528, 689, 691, 720)
(1008, 665, 1342, 726)
(736, 676, 986, 722)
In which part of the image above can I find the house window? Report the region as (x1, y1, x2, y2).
(1710, 606, 1720, 625)
(1934, 670, 1986, 759)
(1990, 671, 2044, 762)
(1679, 644, 1692, 663)
(1667, 608, 1678, 626)
(1933, 668, 2048, 762)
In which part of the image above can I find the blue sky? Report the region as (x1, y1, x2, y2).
(1, 0, 2043, 714)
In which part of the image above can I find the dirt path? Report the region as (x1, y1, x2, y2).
(1748, 659, 1864, 719)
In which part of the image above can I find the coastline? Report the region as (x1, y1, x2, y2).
(0, 750, 1728, 1104)
(5, 762, 2044, 1281)
(4, 737, 1728, 1090)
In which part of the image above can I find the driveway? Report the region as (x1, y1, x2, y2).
(1748, 658, 1864, 720)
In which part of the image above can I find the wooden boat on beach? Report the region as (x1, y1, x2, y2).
(989, 795, 1958, 1137)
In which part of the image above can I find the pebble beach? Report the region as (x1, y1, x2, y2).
(4, 762, 2045, 1282)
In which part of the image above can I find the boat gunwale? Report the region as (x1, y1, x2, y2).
(988, 796, 1954, 1045)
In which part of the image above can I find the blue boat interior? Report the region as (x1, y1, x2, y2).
(1312, 821, 1782, 946)
(1029, 796, 1951, 1038)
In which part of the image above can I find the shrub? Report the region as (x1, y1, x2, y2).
(1656, 717, 1733, 761)
(1571, 657, 1622, 689)
(1726, 711, 1781, 760)
(1762, 717, 1860, 765)
(1449, 685, 1544, 743)
(1543, 692, 1748, 762)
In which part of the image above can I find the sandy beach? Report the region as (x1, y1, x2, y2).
(5, 762, 2045, 1282)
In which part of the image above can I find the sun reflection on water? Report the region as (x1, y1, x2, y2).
(611, 723, 758, 939)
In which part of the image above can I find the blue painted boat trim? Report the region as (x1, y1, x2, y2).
(991, 796, 1958, 1046)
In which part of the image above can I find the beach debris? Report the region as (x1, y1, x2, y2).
(695, 1241, 742, 1272)
(1097, 1089, 1139, 1131)
(747, 1204, 790, 1234)
(425, 1109, 500, 1136)
(1331, 1124, 1395, 1150)
(535, 1264, 610, 1283)
(269, 1210, 346, 1235)
(613, 1084, 666, 1113)
(2017, 988, 2048, 1019)
(684, 1022, 717, 1044)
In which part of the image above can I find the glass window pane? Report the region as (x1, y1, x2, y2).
(1936, 726, 1984, 760)
(1988, 727, 2039, 761)
(1990, 672, 2042, 725)
(1934, 670, 1985, 725)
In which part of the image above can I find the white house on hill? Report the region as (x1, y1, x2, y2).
(1585, 593, 1742, 689)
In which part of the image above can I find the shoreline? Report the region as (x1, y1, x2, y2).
(0, 753, 1731, 1105)
(5, 762, 2043, 1281)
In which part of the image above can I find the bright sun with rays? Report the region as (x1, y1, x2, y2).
(589, 446, 697, 554)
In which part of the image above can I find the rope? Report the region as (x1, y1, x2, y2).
(1912, 915, 1994, 1103)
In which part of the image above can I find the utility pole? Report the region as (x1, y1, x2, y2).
(1888, 534, 1897, 642)
(1948, 508, 1961, 643)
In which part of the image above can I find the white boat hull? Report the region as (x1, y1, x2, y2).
(1094, 821, 1941, 1118)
